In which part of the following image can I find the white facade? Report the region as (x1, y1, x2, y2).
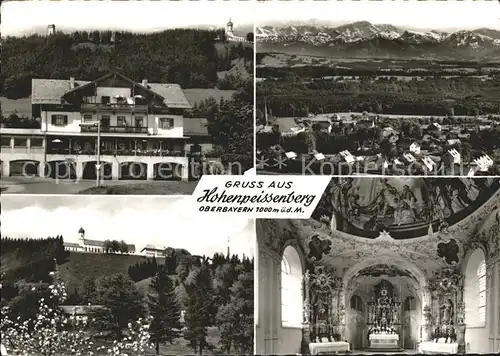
(141, 245, 166, 257)
(409, 142, 421, 154)
(40, 110, 185, 138)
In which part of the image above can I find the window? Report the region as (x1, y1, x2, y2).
(404, 296, 416, 311)
(101, 96, 110, 104)
(135, 116, 144, 127)
(30, 138, 44, 147)
(464, 248, 487, 327)
(82, 114, 93, 123)
(117, 116, 127, 126)
(14, 137, 28, 147)
(1, 137, 11, 147)
(51, 114, 68, 126)
(159, 118, 174, 129)
(281, 246, 303, 327)
(350, 295, 363, 311)
(101, 116, 110, 127)
(477, 260, 486, 323)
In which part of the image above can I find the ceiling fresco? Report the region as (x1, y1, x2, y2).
(313, 178, 500, 239)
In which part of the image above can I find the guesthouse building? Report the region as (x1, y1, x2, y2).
(0, 72, 215, 181)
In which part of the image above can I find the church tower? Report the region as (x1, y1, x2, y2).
(226, 19, 234, 37)
(78, 227, 85, 246)
(47, 24, 56, 36)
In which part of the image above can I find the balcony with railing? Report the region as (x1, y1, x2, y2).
(46, 147, 186, 157)
(80, 125, 149, 134)
(81, 103, 149, 113)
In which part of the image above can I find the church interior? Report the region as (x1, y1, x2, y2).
(255, 178, 500, 355)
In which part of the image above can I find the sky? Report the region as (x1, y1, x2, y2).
(1, 196, 255, 258)
(256, 0, 500, 31)
(0, 0, 254, 37)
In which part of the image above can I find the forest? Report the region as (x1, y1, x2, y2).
(257, 74, 500, 117)
(1, 28, 254, 99)
(0, 237, 254, 355)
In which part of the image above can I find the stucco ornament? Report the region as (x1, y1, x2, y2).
(429, 267, 462, 295)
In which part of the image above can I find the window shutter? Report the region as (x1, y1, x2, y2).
(64, 115, 68, 125)
(51, 115, 56, 125)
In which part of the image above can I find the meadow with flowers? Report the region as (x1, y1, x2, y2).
(1, 237, 254, 355)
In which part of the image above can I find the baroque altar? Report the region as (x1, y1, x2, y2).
(367, 280, 402, 350)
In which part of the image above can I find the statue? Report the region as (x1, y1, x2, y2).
(423, 305, 431, 324)
(440, 300, 454, 325)
(456, 302, 465, 324)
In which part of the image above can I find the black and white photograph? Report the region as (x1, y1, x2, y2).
(255, 0, 500, 176)
(0, 195, 255, 355)
(255, 177, 500, 354)
(0, 0, 254, 195)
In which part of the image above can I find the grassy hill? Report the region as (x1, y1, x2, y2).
(59, 252, 165, 293)
(0, 248, 164, 293)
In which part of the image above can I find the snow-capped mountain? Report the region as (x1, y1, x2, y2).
(256, 22, 500, 59)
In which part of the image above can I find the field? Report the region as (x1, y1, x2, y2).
(256, 53, 500, 117)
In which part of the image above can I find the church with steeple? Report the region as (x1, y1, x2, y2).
(63, 226, 136, 254)
(225, 18, 247, 43)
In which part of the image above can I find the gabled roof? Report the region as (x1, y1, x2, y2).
(60, 305, 104, 315)
(63, 72, 164, 99)
(31, 72, 192, 109)
(141, 244, 164, 252)
(148, 83, 192, 109)
(64, 242, 82, 248)
(32, 79, 90, 104)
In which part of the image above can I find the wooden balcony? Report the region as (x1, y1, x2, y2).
(81, 103, 149, 113)
(80, 125, 149, 134)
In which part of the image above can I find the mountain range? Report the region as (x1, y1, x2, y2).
(256, 21, 500, 60)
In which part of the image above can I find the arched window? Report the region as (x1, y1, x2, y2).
(464, 249, 487, 327)
(477, 260, 486, 323)
(281, 246, 303, 327)
(350, 295, 363, 311)
(404, 296, 416, 311)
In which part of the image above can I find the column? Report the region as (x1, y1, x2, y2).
(302, 271, 312, 354)
(38, 161, 46, 178)
(112, 161, 120, 180)
(181, 163, 189, 181)
(2, 160, 10, 177)
(76, 161, 84, 180)
(456, 324, 466, 355)
(147, 163, 154, 180)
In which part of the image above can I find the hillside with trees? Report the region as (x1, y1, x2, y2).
(0, 237, 254, 355)
(1, 28, 254, 99)
(257, 62, 500, 117)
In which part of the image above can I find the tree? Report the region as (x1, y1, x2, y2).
(110, 240, 121, 253)
(216, 268, 254, 354)
(119, 240, 129, 254)
(183, 261, 215, 355)
(1, 264, 153, 356)
(246, 32, 254, 42)
(147, 265, 182, 354)
(103, 239, 113, 253)
(93, 273, 146, 339)
(81, 276, 98, 304)
(206, 79, 253, 173)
